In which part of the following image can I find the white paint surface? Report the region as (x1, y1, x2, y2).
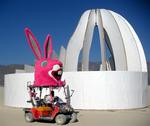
(5, 72, 148, 109)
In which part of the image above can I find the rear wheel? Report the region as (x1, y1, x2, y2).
(25, 112, 34, 122)
(70, 113, 77, 123)
(55, 114, 67, 125)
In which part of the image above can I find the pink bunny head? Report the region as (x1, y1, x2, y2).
(25, 28, 65, 87)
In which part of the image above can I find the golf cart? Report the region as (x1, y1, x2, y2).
(23, 83, 77, 125)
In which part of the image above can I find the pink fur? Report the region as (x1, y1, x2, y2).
(44, 35, 53, 58)
(25, 28, 42, 60)
(25, 28, 65, 87)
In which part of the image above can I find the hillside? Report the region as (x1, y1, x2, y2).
(0, 64, 24, 86)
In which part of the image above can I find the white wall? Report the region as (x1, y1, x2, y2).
(148, 86, 150, 105)
(15, 69, 26, 73)
(24, 64, 34, 73)
(4, 71, 148, 110)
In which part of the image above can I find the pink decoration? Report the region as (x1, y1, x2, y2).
(25, 28, 65, 87)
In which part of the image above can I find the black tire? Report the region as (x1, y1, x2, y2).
(25, 112, 34, 122)
(55, 114, 67, 125)
(70, 113, 77, 123)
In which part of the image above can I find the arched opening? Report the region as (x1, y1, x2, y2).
(88, 26, 101, 71)
(104, 29, 116, 70)
(79, 26, 116, 71)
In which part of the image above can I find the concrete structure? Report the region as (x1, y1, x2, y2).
(4, 9, 148, 109)
(51, 50, 58, 59)
(65, 9, 147, 72)
(59, 46, 66, 66)
(15, 64, 34, 73)
(5, 71, 148, 109)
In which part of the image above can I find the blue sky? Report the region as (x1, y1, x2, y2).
(0, 0, 150, 65)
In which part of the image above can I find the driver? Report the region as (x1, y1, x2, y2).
(44, 90, 54, 104)
(44, 91, 63, 105)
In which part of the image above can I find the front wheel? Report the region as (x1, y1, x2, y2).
(55, 114, 67, 125)
(70, 113, 77, 123)
(25, 112, 34, 122)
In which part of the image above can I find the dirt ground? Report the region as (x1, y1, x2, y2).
(1, 87, 150, 126)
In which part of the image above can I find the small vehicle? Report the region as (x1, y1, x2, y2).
(23, 85, 77, 125)
(23, 28, 77, 125)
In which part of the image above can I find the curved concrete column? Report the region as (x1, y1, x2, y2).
(82, 10, 96, 71)
(65, 10, 91, 71)
(101, 9, 127, 70)
(117, 13, 147, 72)
(97, 9, 107, 70)
(125, 21, 147, 72)
(109, 11, 141, 71)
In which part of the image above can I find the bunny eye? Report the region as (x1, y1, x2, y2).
(41, 60, 48, 67)
(53, 64, 60, 71)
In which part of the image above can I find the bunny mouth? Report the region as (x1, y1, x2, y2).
(51, 69, 62, 81)
(48, 64, 63, 81)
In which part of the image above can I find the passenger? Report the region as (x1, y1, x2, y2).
(43, 91, 63, 105)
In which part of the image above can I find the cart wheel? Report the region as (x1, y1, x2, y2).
(55, 114, 67, 125)
(70, 113, 77, 123)
(25, 112, 34, 122)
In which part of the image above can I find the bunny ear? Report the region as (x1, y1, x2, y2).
(24, 28, 42, 60)
(44, 34, 53, 58)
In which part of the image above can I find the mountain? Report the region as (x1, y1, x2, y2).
(0, 64, 24, 86)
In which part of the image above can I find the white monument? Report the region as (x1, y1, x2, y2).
(5, 9, 148, 110)
(64, 9, 147, 72)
